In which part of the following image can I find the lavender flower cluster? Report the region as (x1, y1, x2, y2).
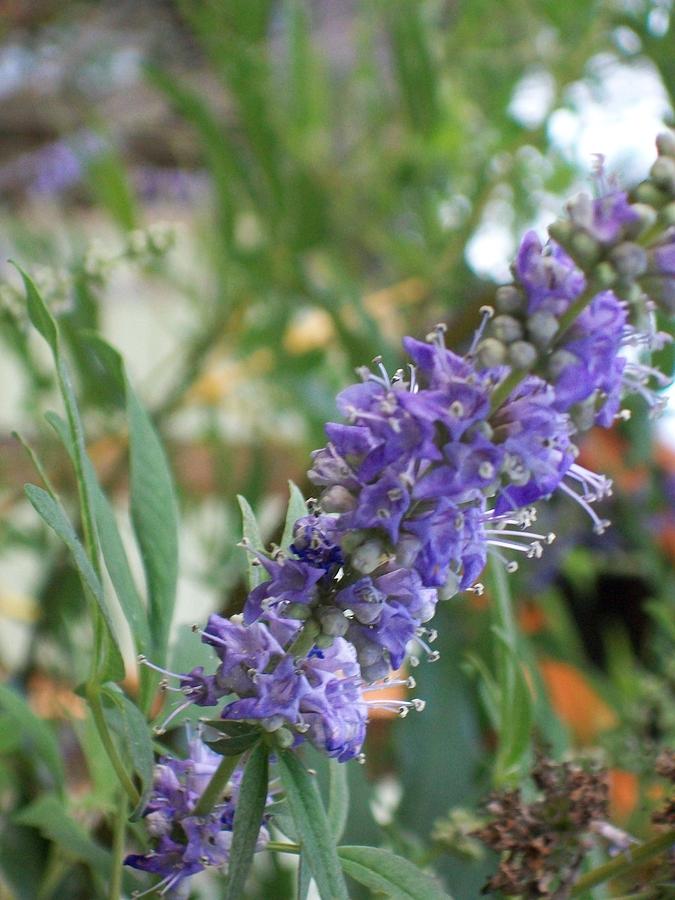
(125, 737, 269, 896)
(128, 135, 675, 894)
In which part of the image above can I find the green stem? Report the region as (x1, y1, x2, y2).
(286, 619, 320, 660)
(489, 368, 527, 413)
(267, 841, 301, 855)
(192, 752, 242, 817)
(570, 828, 675, 896)
(109, 791, 128, 900)
(87, 688, 140, 808)
(553, 279, 601, 343)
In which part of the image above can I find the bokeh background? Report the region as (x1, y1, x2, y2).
(0, 2, 673, 897)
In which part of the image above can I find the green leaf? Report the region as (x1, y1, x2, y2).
(127, 382, 178, 665)
(224, 742, 269, 900)
(24, 484, 125, 682)
(277, 750, 349, 900)
(238, 495, 268, 589)
(280, 480, 307, 552)
(16, 263, 58, 351)
(206, 732, 262, 757)
(488, 559, 534, 785)
(327, 758, 349, 843)
(337, 846, 452, 900)
(45, 410, 151, 658)
(0, 684, 65, 793)
(14, 794, 111, 878)
(100, 685, 154, 819)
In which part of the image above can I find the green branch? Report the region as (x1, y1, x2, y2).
(192, 752, 242, 817)
(570, 828, 675, 896)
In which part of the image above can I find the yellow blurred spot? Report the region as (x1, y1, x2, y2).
(0, 590, 39, 623)
(365, 665, 407, 719)
(283, 308, 335, 355)
(539, 658, 617, 744)
(363, 278, 430, 340)
(188, 348, 275, 405)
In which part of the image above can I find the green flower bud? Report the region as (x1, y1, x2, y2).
(570, 231, 600, 267)
(318, 607, 349, 637)
(634, 181, 669, 209)
(527, 310, 559, 347)
(285, 602, 312, 620)
(624, 202, 657, 237)
(650, 156, 675, 195)
(274, 727, 296, 748)
(320, 485, 356, 513)
(609, 242, 647, 278)
(594, 261, 617, 288)
(548, 218, 574, 249)
(548, 349, 577, 380)
(507, 340, 538, 370)
(656, 130, 675, 158)
(495, 285, 525, 314)
(491, 314, 523, 344)
(477, 338, 507, 367)
(661, 201, 675, 227)
(352, 539, 385, 574)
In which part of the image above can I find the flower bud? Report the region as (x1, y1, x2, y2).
(650, 156, 675, 195)
(656, 130, 675, 158)
(570, 231, 600, 266)
(624, 202, 657, 237)
(495, 285, 525, 314)
(527, 310, 559, 347)
(491, 314, 523, 344)
(395, 534, 422, 568)
(285, 602, 312, 620)
(609, 241, 647, 278)
(476, 337, 507, 367)
(320, 485, 356, 513)
(351, 539, 385, 574)
(548, 349, 577, 380)
(274, 727, 296, 748)
(594, 261, 617, 287)
(548, 218, 574, 248)
(634, 181, 669, 209)
(317, 607, 349, 636)
(662, 202, 675, 227)
(507, 340, 538, 369)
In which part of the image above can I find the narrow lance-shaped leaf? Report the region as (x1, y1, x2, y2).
(101, 684, 154, 819)
(238, 495, 268, 590)
(127, 381, 178, 666)
(224, 742, 268, 900)
(45, 411, 151, 657)
(337, 846, 453, 900)
(280, 480, 307, 553)
(327, 758, 350, 843)
(24, 484, 125, 683)
(276, 750, 349, 900)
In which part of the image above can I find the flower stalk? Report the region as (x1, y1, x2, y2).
(570, 828, 675, 896)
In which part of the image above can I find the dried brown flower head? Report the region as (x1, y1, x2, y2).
(473, 754, 609, 898)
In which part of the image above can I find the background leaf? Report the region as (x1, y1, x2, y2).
(338, 846, 452, 900)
